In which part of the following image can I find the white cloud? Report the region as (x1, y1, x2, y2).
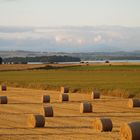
(55, 35, 86, 46)
(93, 35, 102, 43)
(0, 26, 140, 51)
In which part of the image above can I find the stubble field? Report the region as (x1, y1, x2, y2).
(0, 64, 140, 139)
(0, 87, 140, 140)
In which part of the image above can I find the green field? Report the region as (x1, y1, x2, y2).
(0, 65, 140, 97)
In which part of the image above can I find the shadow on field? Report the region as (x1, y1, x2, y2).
(9, 103, 42, 105)
(0, 112, 33, 115)
(55, 113, 140, 118)
(51, 100, 86, 104)
(0, 132, 95, 136)
(0, 126, 92, 130)
(94, 111, 140, 114)
(46, 126, 92, 129)
(0, 127, 29, 130)
(8, 101, 86, 104)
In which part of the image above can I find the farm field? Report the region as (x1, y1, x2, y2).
(0, 64, 140, 97)
(0, 62, 140, 71)
(0, 64, 46, 71)
(0, 87, 140, 140)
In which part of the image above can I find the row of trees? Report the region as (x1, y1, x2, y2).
(3, 55, 81, 64)
(0, 57, 2, 64)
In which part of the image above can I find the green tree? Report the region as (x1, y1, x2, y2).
(0, 57, 2, 64)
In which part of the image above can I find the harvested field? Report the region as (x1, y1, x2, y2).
(0, 65, 140, 97)
(0, 87, 140, 140)
(0, 64, 46, 71)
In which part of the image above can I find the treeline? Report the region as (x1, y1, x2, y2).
(0, 57, 2, 64)
(75, 55, 140, 61)
(93, 56, 140, 60)
(3, 55, 81, 64)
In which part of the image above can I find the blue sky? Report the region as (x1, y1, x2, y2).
(0, 0, 140, 27)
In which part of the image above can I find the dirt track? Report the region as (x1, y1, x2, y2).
(0, 87, 140, 140)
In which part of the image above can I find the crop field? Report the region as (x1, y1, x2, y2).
(0, 87, 140, 140)
(0, 64, 140, 139)
(0, 64, 46, 71)
(0, 64, 140, 97)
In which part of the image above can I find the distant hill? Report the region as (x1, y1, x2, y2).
(1, 50, 140, 61)
(0, 50, 47, 58)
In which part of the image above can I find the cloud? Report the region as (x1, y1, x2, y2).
(93, 35, 102, 43)
(0, 0, 18, 2)
(55, 35, 85, 45)
(0, 26, 140, 52)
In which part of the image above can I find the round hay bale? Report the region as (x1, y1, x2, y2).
(120, 121, 140, 140)
(1, 84, 7, 91)
(80, 102, 92, 113)
(42, 95, 50, 103)
(93, 118, 113, 132)
(128, 99, 140, 108)
(91, 91, 100, 99)
(0, 96, 8, 104)
(59, 93, 69, 102)
(41, 106, 54, 117)
(27, 114, 45, 128)
(60, 87, 69, 93)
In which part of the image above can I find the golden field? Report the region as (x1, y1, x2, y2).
(0, 87, 140, 140)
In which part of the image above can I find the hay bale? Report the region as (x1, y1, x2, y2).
(128, 99, 140, 108)
(91, 91, 100, 99)
(27, 114, 45, 128)
(60, 87, 69, 93)
(41, 106, 53, 117)
(0, 96, 8, 104)
(59, 93, 69, 102)
(80, 102, 92, 113)
(93, 118, 113, 132)
(42, 95, 50, 103)
(120, 121, 140, 140)
(1, 84, 7, 91)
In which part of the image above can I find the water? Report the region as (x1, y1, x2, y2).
(28, 60, 140, 64)
(82, 60, 140, 63)
(27, 62, 44, 64)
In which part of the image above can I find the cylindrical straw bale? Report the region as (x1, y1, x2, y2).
(91, 91, 100, 99)
(80, 102, 92, 113)
(120, 121, 140, 140)
(93, 118, 113, 132)
(128, 99, 140, 108)
(42, 95, 50, 103)
(1, 84, 7, 91)
(59, 93, 69, 102)
(27, 114, 45, 128)
(0, 96, 8, 104)
(41, 106, 53, 117)
(60, 87, 69, 93)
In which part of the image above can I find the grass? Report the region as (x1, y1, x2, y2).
(0, 65, 140, 97)
(34, 64, 140, 71)
(52, 65, 140, 71)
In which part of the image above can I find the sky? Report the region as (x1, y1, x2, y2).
(0, 26, 140, 52)
(0, 0, 140, 27)
(0, 0, 140, 52)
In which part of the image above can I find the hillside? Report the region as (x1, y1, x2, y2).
(1, 51, 140, 60)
